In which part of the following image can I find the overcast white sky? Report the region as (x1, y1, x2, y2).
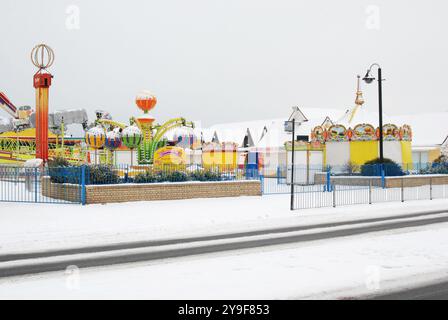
(1, 0, 447, 126)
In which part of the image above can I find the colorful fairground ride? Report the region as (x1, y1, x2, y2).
(307, 76, 413, 168)
(85, 90, 196, 166)
(0, 93, 89, 165)
(0, 44, 91, 165)
(1, 44, 196, 168)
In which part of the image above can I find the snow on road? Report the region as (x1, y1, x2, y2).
(1, 194, 448, 299)
(1, 196, 448, 255)
(1, 222, 448, 299)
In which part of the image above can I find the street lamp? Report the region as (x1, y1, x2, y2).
(285, 107, 308, 210)
(363, 63, 384, 162)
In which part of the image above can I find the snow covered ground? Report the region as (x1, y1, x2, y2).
(1, 195, 448, 299)
(1, 221, 448, 299)
(1, 195, 448, 255)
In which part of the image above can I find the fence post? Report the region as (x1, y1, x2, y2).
(34, 167, 38, 203)
(333, 183, 336, 208)
(369, 178, 372, 205)
(326, 169, 331, 192)
(260, 174, 264, 194)
(381, 164, 386, 189)
(277, 166, 280, 184)
(401, 177, 404, 203)
(81, 165, 86, 205)
(430, 177, 433, 200)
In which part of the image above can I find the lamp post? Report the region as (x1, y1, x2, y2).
(290, 119, 296, 210)
(285, 107, 308, 211)
(362, 63, 384, 163)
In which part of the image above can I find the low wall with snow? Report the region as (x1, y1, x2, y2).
(86, 180, 261, 204)
(42, 178, 261, 204)
(314, 172, 448, 188)
(41, 177, 81, 203)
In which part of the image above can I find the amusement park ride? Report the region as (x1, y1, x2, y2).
(0, 93, 33, 132)
(0, 44, 196, 166)
(87, 90, 195, 165)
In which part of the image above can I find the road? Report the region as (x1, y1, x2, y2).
(1, 209, 447, 263)
(371, 281, 448, 300)
(1, 210, 448, 279)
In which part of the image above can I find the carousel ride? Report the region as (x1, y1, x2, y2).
(85, 90, 195, 166)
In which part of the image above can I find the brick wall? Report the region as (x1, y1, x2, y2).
(41, 177, 81, 203)
(85, 181, 261, 204)
(314, 172, 448, 188)
(42, 179, 261, 204)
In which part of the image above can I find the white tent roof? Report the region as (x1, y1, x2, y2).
(197, 107, 448, 149)
(205, 119, 281, 147)
(390, 111, 448, 147)
(202, 107, 345, 148)
(336, 106, 393, 128)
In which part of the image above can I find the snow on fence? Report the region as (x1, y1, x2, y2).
(0, 166, 82, 204)
(292, 178, 448, 210)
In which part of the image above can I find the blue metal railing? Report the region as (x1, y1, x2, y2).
(0, 166, 83, 204)
(2, 161, 447, 204)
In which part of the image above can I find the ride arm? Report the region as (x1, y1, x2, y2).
(0, 92, 18, 118)
(152, 118, 194, 142)
(150, 118, 195, 160)
(96, 119, 128, 129)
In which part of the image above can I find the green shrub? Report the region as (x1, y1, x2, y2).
(189, 170, 207, 181)
(133, 169, 223, 183)
(164, 171, 189, 182)
(156, 171, 170, 182)
(134, 171, 159, 183)
(48, 157, 79, 183)
(434, 155, 448, 163)
(87, 165, 119, 185)
(48, 156, 70, 168)
(360, 158, 405, 176)
(342, 162, 360, 175)
(421, 162, 448, 174)
(189, 170, 221, 181)
(204, 170, 221, 181)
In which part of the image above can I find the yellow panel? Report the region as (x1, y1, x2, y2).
(349, 141, 378, 165)
(429, 148, 441, 162)
(401, 141, 413, 168)
(202, 151, 237, 168)
(154, 146, 186, 165)
(0, 128, 57, 139)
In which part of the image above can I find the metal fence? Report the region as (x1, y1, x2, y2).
(0, 164, 260, 205)
(80, 164, 260, 185)
(257, 163, 448, 210)
(260, 165, 329, 195)
(292, 177, 448, 210)
(3, 161, 448, 207)
(0, 166, 83, 204)
(260, 162, 448, 195)
(328, 162, 447, 176)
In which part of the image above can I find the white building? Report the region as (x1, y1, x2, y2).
(198, 107, 448, 172)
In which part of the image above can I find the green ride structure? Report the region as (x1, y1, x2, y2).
(94, 91, 194, 165)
